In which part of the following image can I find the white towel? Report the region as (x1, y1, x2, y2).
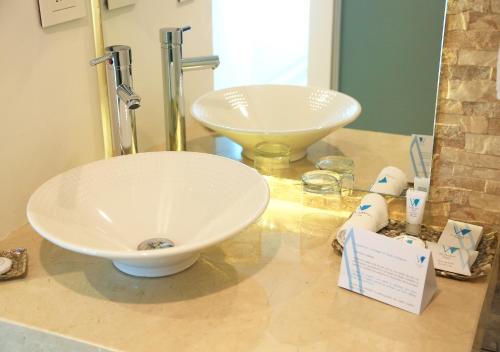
(336, 193, 388, 246)
(370, 166, 407, 196)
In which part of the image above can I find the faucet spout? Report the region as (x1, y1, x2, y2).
(159, 26, 220, 152)
(117, 84, 141, 110)
(182, 56, 220, 72)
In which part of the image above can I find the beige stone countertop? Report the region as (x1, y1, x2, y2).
(1, 181, 499, 352)
(0, 127, 498, 351)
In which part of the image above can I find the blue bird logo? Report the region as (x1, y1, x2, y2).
(359, 204, 371, 211)
(443, 246, 459, 254)
(409, 198, 420, 207)
(378, 176, 388, 184)
(453, 224, 471, 237)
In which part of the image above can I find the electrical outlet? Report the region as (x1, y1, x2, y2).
(106, 0, 135, 10)
(38, 0, 86, 28)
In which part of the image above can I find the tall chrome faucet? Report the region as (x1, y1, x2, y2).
(90, 45, 141, 156)
(160, 26, 220, 151)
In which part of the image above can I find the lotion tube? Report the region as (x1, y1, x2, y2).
(406, 189, 427, 235)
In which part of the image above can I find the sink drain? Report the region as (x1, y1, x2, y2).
(137, 238, 175, 251)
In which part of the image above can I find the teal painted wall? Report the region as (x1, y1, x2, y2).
(339, 0, 446, 136)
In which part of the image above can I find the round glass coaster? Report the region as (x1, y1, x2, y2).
(315, 155, 354, 173)
(254, 142, 291, 175)
(301, 170, 340, 194)
(315, 156, 355, 196)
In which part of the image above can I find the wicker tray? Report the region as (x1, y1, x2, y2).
(0, 248, 28, 281)
(331, 219, 498, 281)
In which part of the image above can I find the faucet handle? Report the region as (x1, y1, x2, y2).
(160, 25, 191, 45)
(90, 46, 132, 68)
(90, 53, 112, 66)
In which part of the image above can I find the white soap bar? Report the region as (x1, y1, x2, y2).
(438, 220, 483, 251)
(0, 257, 13, 275)
(426, 242, 478, 276)
(394, 235, 426, 248)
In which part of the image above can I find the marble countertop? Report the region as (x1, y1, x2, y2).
(0, 127, 498, 351)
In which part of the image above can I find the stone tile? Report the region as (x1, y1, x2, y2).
(439, 64, 451, 80)
(428, 216, 450, 228)
(433, 175, 486, 191)
(439, 78, 450, 98)
(428, 201, 452, 217)
(434, 135, 466, 149)
(436, 113, 461, 125)
(492, 0, 500, 13)
(485, 180, 500, 195)
(447, 80, 497, 102)
(435, 123, 463, 139)
(432, 161, 454, 178)
(453, 164, 500, 179)
(488, 118, 500, 134)
(447, 12, 470, 30)
(465, 134, 500, 155)
(440, 146, 500, 169)
(462, 102, 500, 117)
(429, 187, 470, 204)
(437, 99, 464, 114)
(468, 192, 500, 212)
(442, 48, 459, 65)
(449, 65, 494, 80)
(445, 30, 500, 50)
(450, 203, 500, 225)
(468, 12, 500, 30)
(461, 115, 490, 133)
(447, 0, 490, 14)
(439, 146, 465, 162)
(458, 49, 499, 66)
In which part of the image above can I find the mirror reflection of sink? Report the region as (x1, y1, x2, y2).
(191, 84, 362, 161)
(27, 152, 269, 277)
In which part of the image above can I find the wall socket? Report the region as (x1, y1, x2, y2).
(38, 0, 86, 28)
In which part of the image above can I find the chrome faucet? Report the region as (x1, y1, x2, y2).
(160, 26, 220, 151)
(90, 45, 141, 156)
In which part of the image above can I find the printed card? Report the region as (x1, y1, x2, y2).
(338, 228, 437, 315)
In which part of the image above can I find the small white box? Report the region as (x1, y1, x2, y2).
(38, 0, 86, 28)
(438, 219, 483, 251)
(426, 241, 478, 276)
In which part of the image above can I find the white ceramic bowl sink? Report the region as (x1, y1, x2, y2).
(191, 85, 362, 161)
(27, 152, 269, 277)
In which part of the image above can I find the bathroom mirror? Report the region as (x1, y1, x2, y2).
(98, 0, 447, 193)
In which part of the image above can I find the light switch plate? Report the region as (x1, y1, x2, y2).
(38, 0, 86, 28)
(106, 0, 135, 10)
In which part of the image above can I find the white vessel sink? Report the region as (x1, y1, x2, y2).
(191, 85, 361, 161)
(27, 152, 269, 277)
